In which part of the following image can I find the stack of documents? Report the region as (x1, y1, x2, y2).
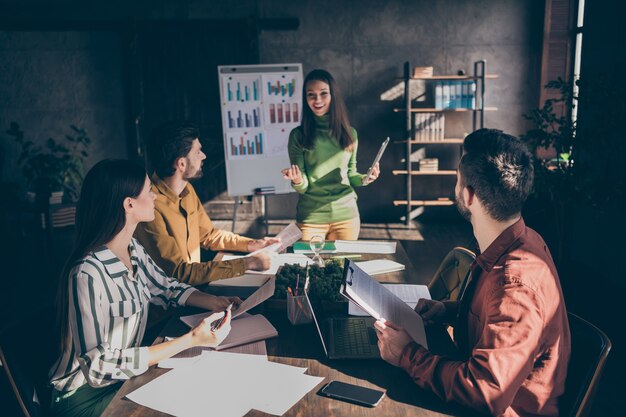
(128, 350, 324, 417)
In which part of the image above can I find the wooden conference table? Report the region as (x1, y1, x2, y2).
(103, 241, 476, 417)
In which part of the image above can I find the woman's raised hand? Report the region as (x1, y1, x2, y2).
(281, 164, 303, 185)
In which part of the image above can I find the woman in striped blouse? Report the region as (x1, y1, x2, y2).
(49, 159, 240, 417)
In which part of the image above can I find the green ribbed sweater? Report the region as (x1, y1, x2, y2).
(288, 115, 367, 224)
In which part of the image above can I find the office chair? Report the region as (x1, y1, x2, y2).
(0, 306, 56, 417)
(560, 312, 611, 417)
(427, 247, 475, 301)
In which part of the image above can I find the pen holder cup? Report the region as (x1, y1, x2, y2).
(287, 293, 313, 325)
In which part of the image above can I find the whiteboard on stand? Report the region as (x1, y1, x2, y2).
(218, 63, 303, 197)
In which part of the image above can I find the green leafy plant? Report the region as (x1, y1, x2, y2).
(275, 260, 345, 302)
(8, 122, 90, 202)
(521, 78, 578, 261)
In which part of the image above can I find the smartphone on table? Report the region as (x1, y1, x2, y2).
(319, 380, 385, 407)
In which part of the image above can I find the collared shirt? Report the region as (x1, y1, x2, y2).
(49, 239, 197, 393)
(134, 174, 252, 285)
(399, 218, 571, 417)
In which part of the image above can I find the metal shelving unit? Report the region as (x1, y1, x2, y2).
(391, 60, 497, 226)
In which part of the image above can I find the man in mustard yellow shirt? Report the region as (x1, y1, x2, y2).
(135, 121, 277, 285)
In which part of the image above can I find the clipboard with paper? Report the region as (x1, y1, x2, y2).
(362, 137, 390, 185)
(339, 259, 428, 348)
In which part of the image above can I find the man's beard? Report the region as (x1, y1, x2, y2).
(455, 188, 471, 222)
(183, 163, 203, 180)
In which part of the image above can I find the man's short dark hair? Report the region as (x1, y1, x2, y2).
(147, 121, 200, 178)
(459, 128, 534, 221)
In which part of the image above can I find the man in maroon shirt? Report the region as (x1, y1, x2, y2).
(375, 129, 571, 417)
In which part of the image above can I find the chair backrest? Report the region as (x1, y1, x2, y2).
(427, 246, 476, 301)
(560, 312, 611, 417)
(0, 306, 57, 417)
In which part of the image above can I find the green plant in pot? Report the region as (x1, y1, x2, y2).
(7, 122, 90, 203)
(275, 260, 346, 303)
(520, 78, 577, 261)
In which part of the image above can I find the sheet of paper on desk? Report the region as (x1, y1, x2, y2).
(158, 341, 268, 369)
(355, 259, 405, 275)
(221, 253, 313, 275)
(349, 284, 431, 316)
(334, 240, 397, 254)
(128, 350, 322, 417)
(342, 261, 428, 348)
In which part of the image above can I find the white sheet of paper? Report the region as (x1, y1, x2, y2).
(334, 240, 397, 254)
(231, 277, 274, 317)
(128, 350, 319, 417)
(273, 221, 303, 251)
(342, 263, 428, 348)
(223, 253, 313, 275)
(208, 274, 270, 287)
(247, 366, 324, 415)
(354, 259, 405, 275)
(127, 353, 252, 417)
(349, 284, 431, 316)
(158, 340, 268, 368)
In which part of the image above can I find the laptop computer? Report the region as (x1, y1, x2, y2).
(303, 281, 380, 360)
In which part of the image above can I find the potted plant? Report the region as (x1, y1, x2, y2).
(273, 260, 348, 314)
(520, 78, 577, 262)
(7, 122, 90, 204)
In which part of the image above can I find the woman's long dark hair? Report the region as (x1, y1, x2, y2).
(300, 69, 355, 151)
(55, 159, 147, 351)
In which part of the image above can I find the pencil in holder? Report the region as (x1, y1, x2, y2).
(286, 292, 312, 325)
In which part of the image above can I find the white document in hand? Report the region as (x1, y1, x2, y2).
(348, 284, 431, 316)
(342, 261, 428, 348)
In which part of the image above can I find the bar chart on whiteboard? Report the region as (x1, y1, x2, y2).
(218, 64, 303, 196)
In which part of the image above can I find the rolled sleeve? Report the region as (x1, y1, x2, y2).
(399, 282, 545, 416)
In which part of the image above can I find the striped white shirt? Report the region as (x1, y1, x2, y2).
(49, 238, 197, 393)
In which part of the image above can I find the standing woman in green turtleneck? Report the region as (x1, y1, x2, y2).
(281, 69, 380, 241)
